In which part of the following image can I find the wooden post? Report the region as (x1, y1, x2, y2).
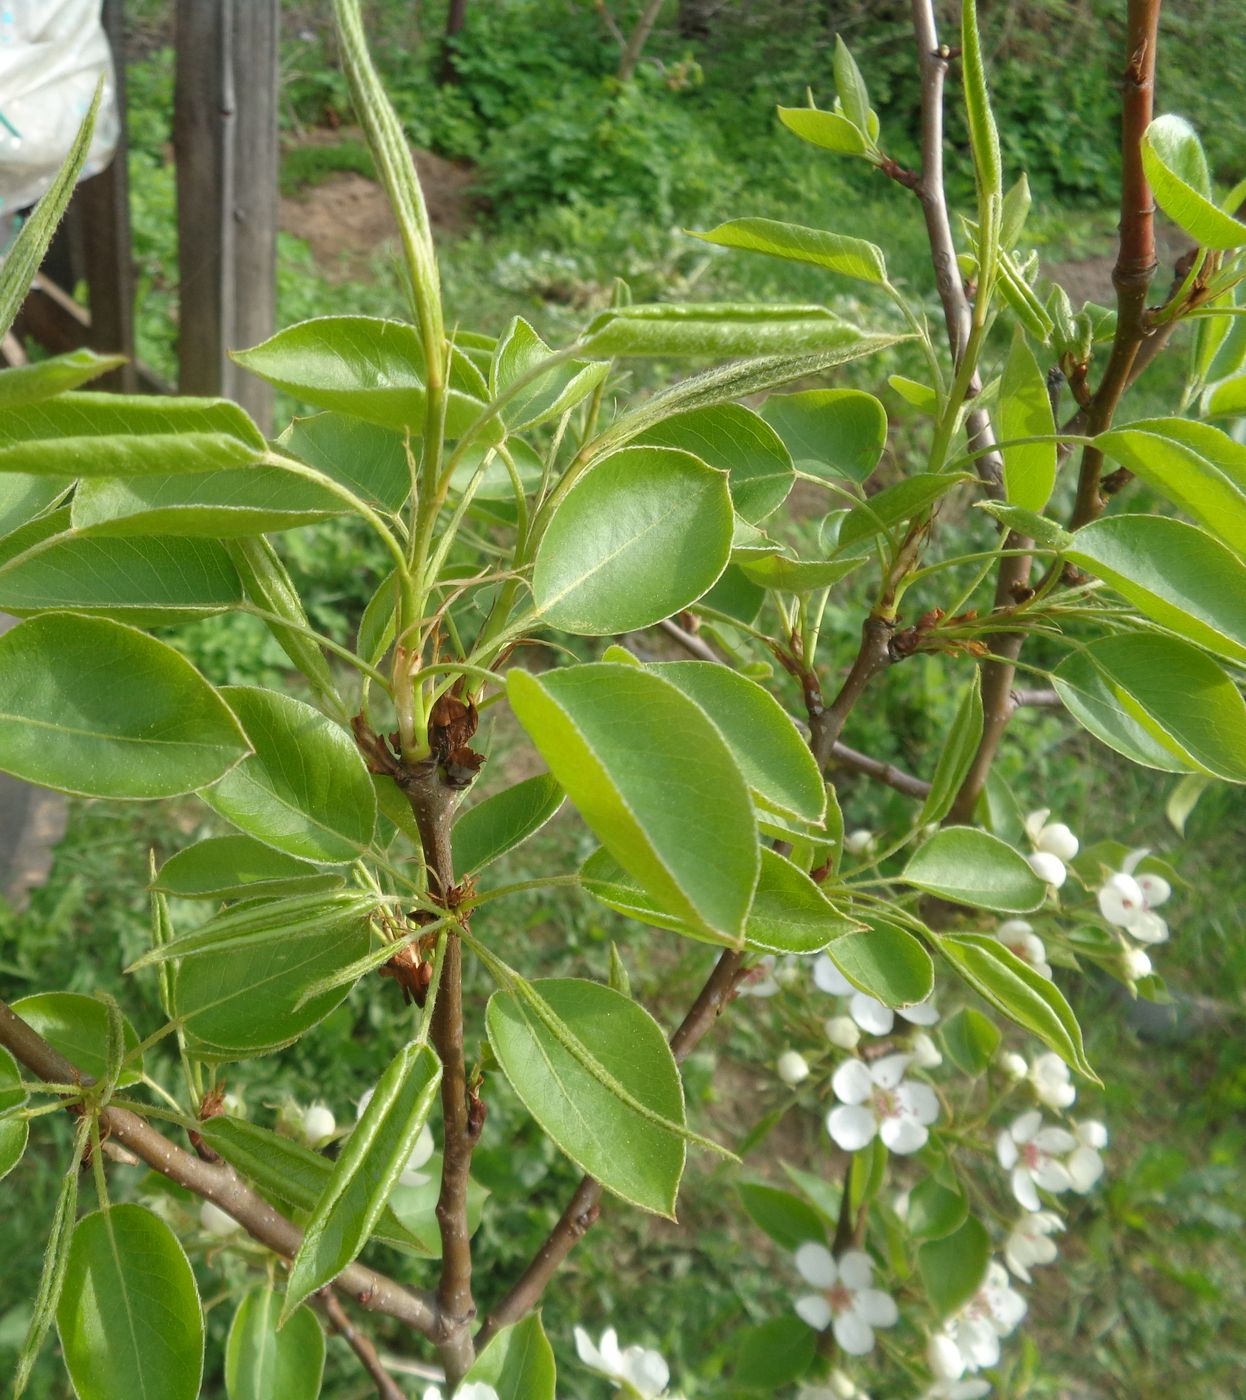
(174, 0, 278, 431)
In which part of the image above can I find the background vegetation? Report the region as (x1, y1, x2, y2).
(3, 1, 1245, 1395)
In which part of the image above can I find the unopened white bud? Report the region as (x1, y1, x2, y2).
(777, 1050, 811, 1086)
(827, 1370, 858, 1400)
(824, 1015, 861, 1050)
(1027, 851, 1068, 888)
(911, 1031, 943, 1069)
(1123, 946, 1152, 980)
(1035, 821, 1079, 862)
(927, 1330, 966, 1381)
(843, 829, 875, 857)
(998, 1049, 1028, 1078)
(302, 1103, 336, 1142)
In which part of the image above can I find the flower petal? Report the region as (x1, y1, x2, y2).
(851, 994, 895, 1036)
(621, 1347, 669, 1395)
(1033, 1127, 1077, 1154)
(795, 1294, 832, 1332)
(856, 1288, 898, 1328)
(1137, 871, 1171, 907)
(1031, 1158, 1073, 1194)
(814, 955, 852, 996)
(828, 1103, 878, 1152)
(831, 1058, 874, 1105)
(1011, 1109, 1042, 1143)
(898, 1080, 941, 1127)
(880, 1114, 929, 1154)
(794, 1241, 838, 1288)
(1011, 1167, 1040, 1212)
(900, 996, 940, 1027)
(836, 1250, 874, 1290)
(996, 1130, 1018, 1170)
(1099, 872, 1144, 926)
(870, 1053, 914, 1090)
(1131, 910, 1169, 944)
(833, 1311, 875, 1356)
(1067, 1146, 1105, 1192)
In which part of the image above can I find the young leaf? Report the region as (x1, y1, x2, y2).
(691, 218, 887, 286)
(920, 674, 985, 825)
(760, 389, 888, 481)
(1141, 115, 1246, 250)
(152, 835, 344, 901)
(0, 1044, 27, 1114)
(279, 411, 412, 512)
(0, 1118, 27, 1181)
(837, 474, 966, 551)
(833, 35, 873, 135)
(579, 303, 869, 359)
(919, 1215, 991, 1317)
(733, 1315, 819, 1389)
(940, 1006, 1001, 1075)
(225, 1288, 325, 1400)
(1000, 332, 1057, 511)
(486, 977, 687, 1216)
(777, 105, 868, 156)
(737, 553, 865, 594)
(737, 1181, 829, 1250)
(908, 1176, 970, 1242)
(507, 664, 759, 943)
(0, 350, 127, 409)
(827, 919, 935, 1007)
(462, 1314, 557, 1400)
(11, 993, 142, 1087)
(202, 687, 377, 862)
(533, 446, 733, 635)
(491, 315, 607, 431)
(285, 1041, 442, 1315)
(0, 614, 247, 798)
(453, 772, 564, 875)
(961, 0, 1003, 203)
(902, 828, 1047, 912)
(57, 1205, 203, 1400)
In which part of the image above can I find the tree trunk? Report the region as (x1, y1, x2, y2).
(439, 0, 468, 85)
(617, 0, 666, 82)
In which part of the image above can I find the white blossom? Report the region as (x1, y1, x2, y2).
(798, 1371, 870, 1400)
(911, 1031, 943, 1069)
(997, 1049, 1028, 1079)
(1024, 810, 1078, 888)
(993, 920, 1052, 979)
(1028, 1052, 1076, 1110)
(813, 956, 938, 1035)
(996, 1110, 1076, 1210)
(1098, 849, 1171, 944)
(827, 1055, 939, 1155)
(843, 829, 876, 857)
(939, 1262, 1027, 1373)
(199, 1200, 238, 1237)
(1122, 945, 1153, 981)
(825, 1015, 862, 1050)
(920, 1379, 992, 1399)
(302, 1103, 336, 1143)
(1004, 1211, 1064, 1282)
(792, 1243, 898, 1355)
(1027, 850, 1068, 889)
(574, 1327, 671, 1396)
(778, 1050, 812, 1086)
(358, 1090, 435, 1186)
(1066, 1119, 1108, 1193)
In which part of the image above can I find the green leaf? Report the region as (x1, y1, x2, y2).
(903, 827, 1047, 912)
(1142, 116, 1246, 250)
(828, 918, 935, 1007)
(152, 835, 344, 901)
(736, 552, 865, 594)
(492, 315, 607, 431)
(761, 389, 887, 481)
(919, 1215, 991, 1317)
(486, 977, 686, 1215)
(738, 1181, 828, 1251)
(579, 303, 871, 359)
(175, 915, 373, 1060)
(939, 933, 1095, 1077)
(198, 1116, 433, 1253)
(0, 614, 247, 798)
(533, 446, 733, 635)
(462, 1314, 557, 1400)
(647, 660, 825, 822)
(920, 674, 985, 824)
(0, 350, 127, 409)
(453, 773, 564, 875)
(0, 1044, 27, 1114)
(0, 513, 243, 622)
(940, 1006, 1001, 1076)
(10, 993, 142, 1087)
(976, 500, 1073, 550)
(508, 663, 759, 943)
(0, 1117, 27, 1181)
(581, 846, 861, 954)
(233, 317, 497, 441)
(639, 403, 794, 523)
(908, 1176, 970, 1242)
(961, 0, 1002, 202)
(1206, 371, 1246, 418)
(733, 1315, 818, 1389)
(777, 105, 868, 155)
(1094, 421, 1246, 554)
(1166, 772, 1213, 836)
(890, 374, 939, 413)
(691, 218, 886, 286)
(57, 1205, 203, 1400)
(0, 474, 71, 540)
(285, 1042, 442, 1314)
(225, 1288, 325, 1400)
(1000, 332, 1057, 511)
(1080, 632, 1246, 782)
(838, 474, 968, 551)
(202, 687, 377, 862)
(833, 34, 873, 135)
(1000, 173, 1033, 247)
(0, 395, 265, 475)
(1066, 514, 1246, 664)
(278, 411, 411, 512)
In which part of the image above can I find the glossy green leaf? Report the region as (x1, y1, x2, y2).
(738, 1181, 828, 1251)
(761, 389, 887, 481)
(10, 993, 142, 1087)
(453, 772, 564, 875)
(902, 827, 1047, 912)
(175, 916, 373, 1059)
(1001, 173, 1033, 247)
(828, 918, 935, 1007)
(940, 1006, 1001, 1075)
(890, 374, 939, 413)
(0, 614, 247, 798)
(286, 1041, 441, 1314)
(202, 687, 377, 862)
(0, 1044, 26, 1115)
(486, 977, 686, 1215)
(733, 1315, 818, 1389)
(1142, 115, 1246, 249)
(1083, 631, 1246, 782)
(920, 675, 984, 824)
(1066, 514, 1246, 663)
(777, 105, 868, 155)
(57, 1205, 203, 1400)
(639, 403, 794, 523)
(1000, 333, 1056, 510)
(153, 835, 344, 900)
(0, 1117, 27, 1180)
(278, 411, 412, 512)
(919, 1215, 991, 1317)
(1206, 371, 1246, 418)
(939, 933, 1094, 1077)
(838, 474, 966, 551)
(0, 395, 265, 476)
(462, 1314, 557, 1400)
(692, 218, 886, 285)
(198, 1116, 433, 1253)
(533, 446, 732, 635)
(0, 512, 242, 621)
(1052, 648, 1197, 772)
(233, 316, 496, 440)
(908, 1176, 970, 1242)
(648, 660, 825, 821)
(508, 664, 759, 942)
(975, 500, 1074, 550)
(0, 350, 126, 409)
(492, 315, 607, 431)
(0, 474, 70, 540)
(225, 1288, 325, 1400)
(833, 34, 873, 134)
(581, 845, 860, 954)
(580, 303, 870, 359)
(737, 552, 864, 594)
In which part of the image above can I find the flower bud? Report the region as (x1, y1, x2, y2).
(843, 829, 875, 857)
(911, 1031, 943, 1068)
(1122, 946, 1152, 980)
(927, 1330, 965, 1381)
(1035, 821, 1079, 861)
(824, 1015, 861, 1050)
(827, 1371, 858, 1400)
(200, 1201, 237, 1237)
(998, 1049, 1028, 1078)
(777, 1050, 811, 1086)
(1027, 851, 1067, 888)
(302, 1103, 336, 1142)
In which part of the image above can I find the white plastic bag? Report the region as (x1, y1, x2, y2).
(0, 0, 120, 214)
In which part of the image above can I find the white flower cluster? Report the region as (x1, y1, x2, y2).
(1022, 809, 1079, 890)
(792, 1243, 898, 1355)
(926, 1261, 1026, 1391)
(574, 1327, 683, 1397)
(1097, 847, 1172, 981)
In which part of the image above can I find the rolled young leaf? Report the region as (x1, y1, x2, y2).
(920, 675, 985, 825)
(691, 218, 887, 286)
(0, 349, 126, 410)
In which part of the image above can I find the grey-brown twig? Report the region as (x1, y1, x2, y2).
(318, 1289, 409, 1400)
